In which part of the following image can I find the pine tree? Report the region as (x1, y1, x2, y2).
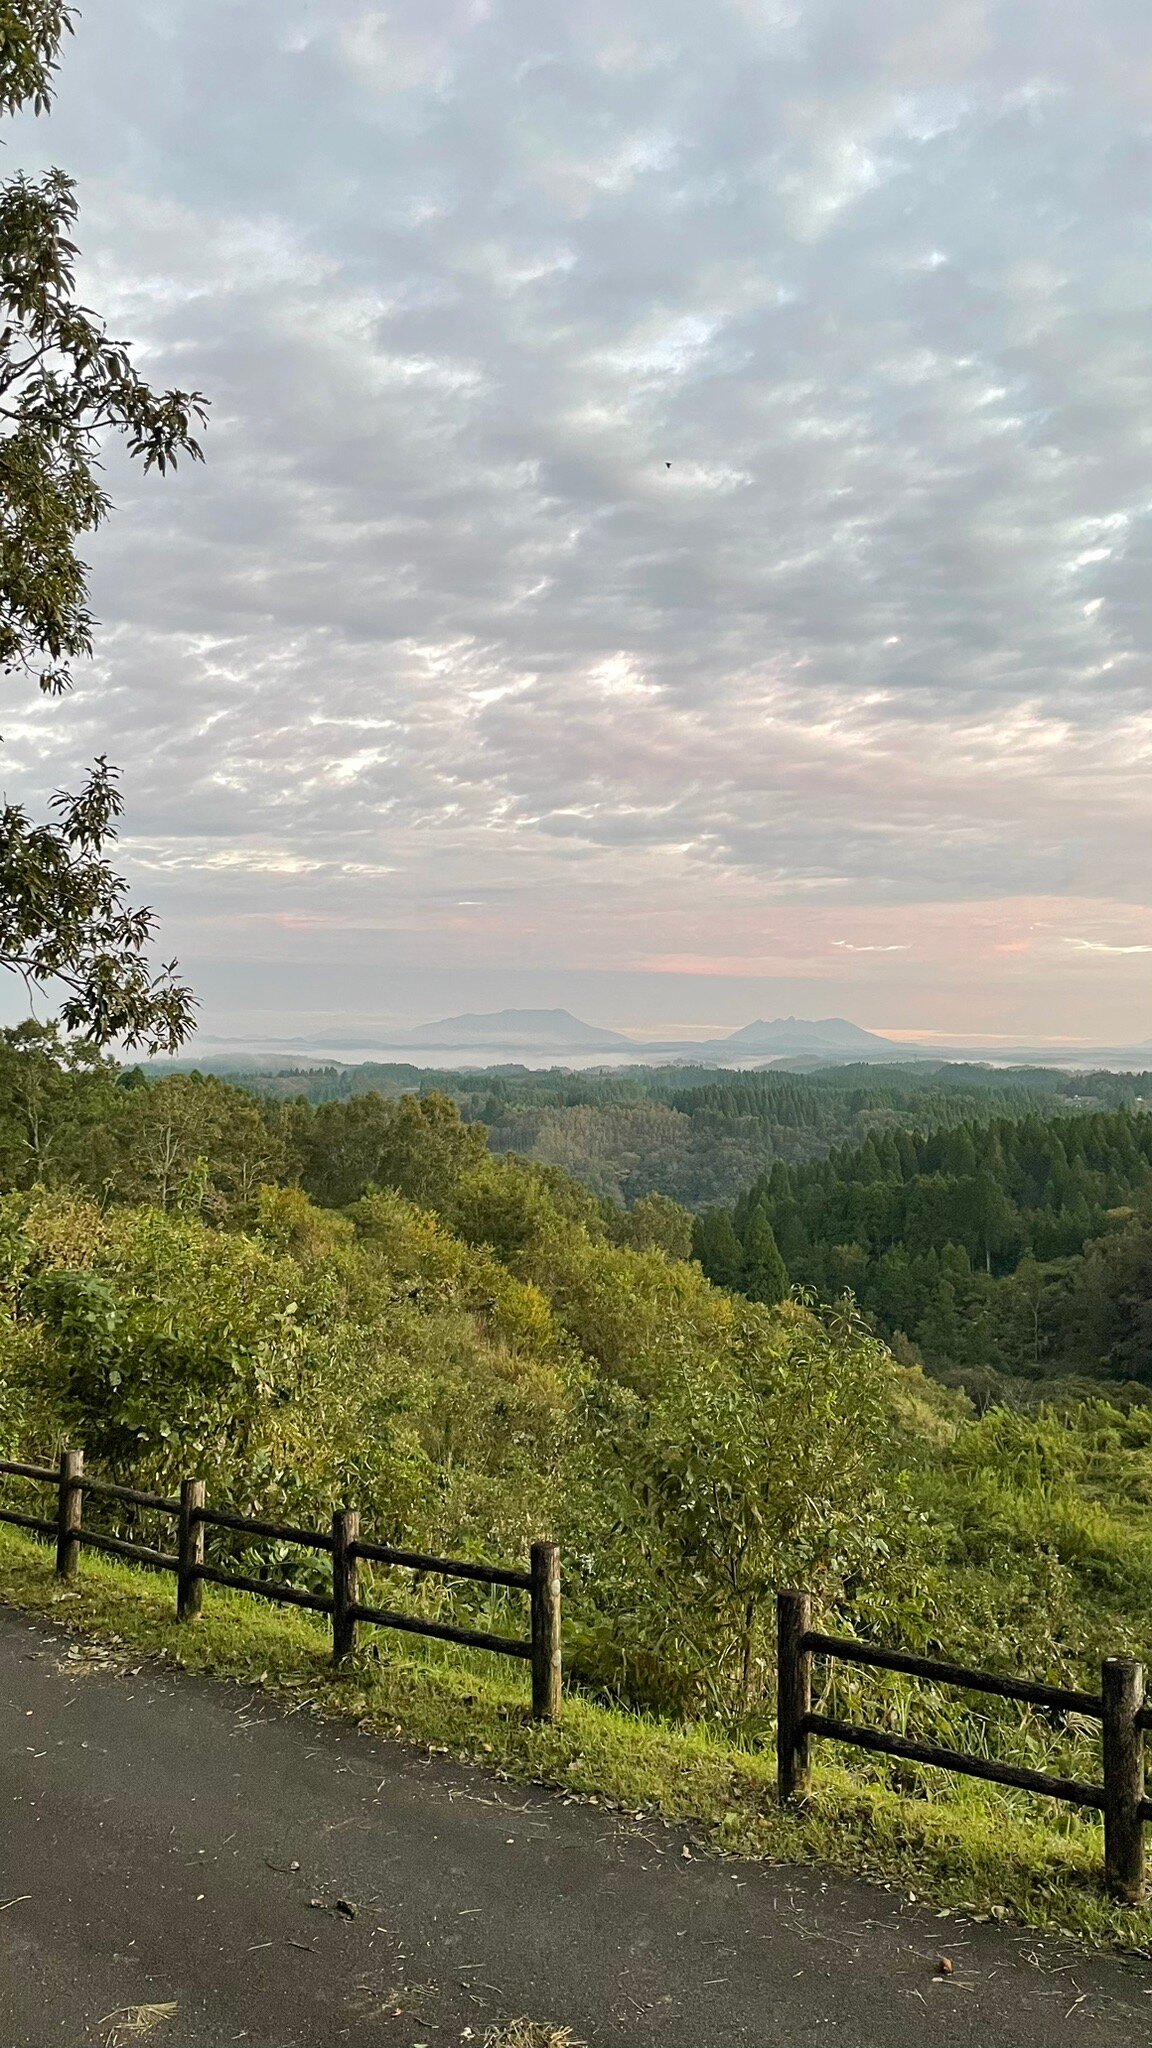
(740, 1206, 789, 1305)
(692, 1209, 742, 1289)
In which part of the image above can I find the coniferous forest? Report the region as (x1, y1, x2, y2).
(694, 1103, 1152, 1401)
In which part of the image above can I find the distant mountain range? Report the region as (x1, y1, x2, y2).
(155, 1009, 1152, 1074)
(382, 1008, 899, 1057)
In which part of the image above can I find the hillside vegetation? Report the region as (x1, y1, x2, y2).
(3, 1023, 1152, 1761)
(695, 1106, 1152, 1402)
(145, 1043, 1152, 1398)
(10, 1017, 1152, 1938)
(199, 1054, 1151, 1207)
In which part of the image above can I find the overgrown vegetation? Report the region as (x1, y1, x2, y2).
(5, 1024, 1152, 1925)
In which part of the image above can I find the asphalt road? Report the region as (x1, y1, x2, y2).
(3, 1604, 1152, 2048)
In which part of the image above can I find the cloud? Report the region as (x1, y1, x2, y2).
(1063, 939, 1152, 955)
(4, 0, 1152, 1035)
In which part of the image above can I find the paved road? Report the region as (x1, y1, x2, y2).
(3, 1606, 1152, 2048)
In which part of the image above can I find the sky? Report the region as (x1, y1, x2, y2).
(4, 0, 1152, 1048)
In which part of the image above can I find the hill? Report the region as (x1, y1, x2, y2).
(694, 1098, 1152, 1397)
(400, 1008, 634, 1050)
(719, 1015, 898, 1054)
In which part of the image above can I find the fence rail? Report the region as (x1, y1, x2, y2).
(778, 1590, 1145, 1904)
(801, 1628, 1104, 1719)
(0, 1450, 561, 1721)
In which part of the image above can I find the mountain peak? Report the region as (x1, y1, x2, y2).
(721, 1016, 893, 1053)
(403, 1008, 633, 1050)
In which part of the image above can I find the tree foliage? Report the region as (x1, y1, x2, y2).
(0, 4, 74, 120)
(1, 763, 195, 1048)
(0, 1071, 924, 1714)
(696, 1104, 1152, 1393)
(238, 1056, 1152, 1212)
(0, 7, 206, 1049)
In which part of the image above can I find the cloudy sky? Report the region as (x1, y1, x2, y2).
(5, 0, 1152, 1047)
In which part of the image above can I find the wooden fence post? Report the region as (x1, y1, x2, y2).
(777, 1589, 812, 1803)
(55, 1448, 83, 1579)
(529, 1541, 561, 1722)
(332, 1508, 359, 1662)
(1103, 1655, 1145, 1903)
(177, 1478, 205, 1621)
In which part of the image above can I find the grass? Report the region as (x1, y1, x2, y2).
(1, 1523, 1149, 1954)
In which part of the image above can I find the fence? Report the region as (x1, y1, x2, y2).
(4, 1459, 1145, 1894)
(0, 1450, 562, 1721)
(777, 1590, 1147, 1904)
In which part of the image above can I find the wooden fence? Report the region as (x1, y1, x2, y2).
(0, 1450, 562, 1721)
(3, 1457, 1146, 1896)
(777, 1590, 1148, 1904)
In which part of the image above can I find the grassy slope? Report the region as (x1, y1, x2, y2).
(1, 1525, 1149, 1953)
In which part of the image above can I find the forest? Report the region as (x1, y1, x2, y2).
(692, 1106, 1152, 1401)
(4, 1019, 1152, 1784)
(213, 1052, 1152, 1398)
(18, 1028, 1152, 1398)
(183, 1052, 1150, 1208)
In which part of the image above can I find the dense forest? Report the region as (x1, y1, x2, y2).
(692, 1107, 1152, 1400)
(203, 1053, 1152, 1397)
(179, 1053, 1150, 1210)
(7, 1016, 1152, 1769)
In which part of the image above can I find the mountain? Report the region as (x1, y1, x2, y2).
(400, 1008, 634, 1050)
(718, 1015, 897, 1054)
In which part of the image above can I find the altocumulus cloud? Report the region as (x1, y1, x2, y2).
(5, 0, 1152, 1034)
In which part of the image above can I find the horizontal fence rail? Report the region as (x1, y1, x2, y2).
(350, 1536, 532, 1590)
(802, 1712, 1105, 1809)
(0, 1452, 562, 1722)
(801, 1629, 1104, 1720)
(778, 1590, 1145, 1905)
